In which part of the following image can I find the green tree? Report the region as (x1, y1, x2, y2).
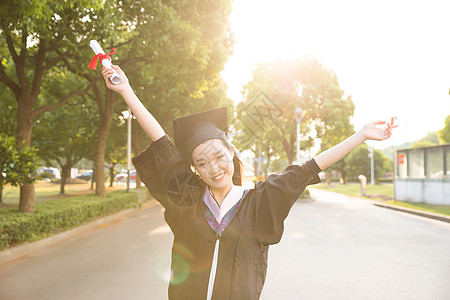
(0, 134, 39, 204)
(0, 85, 16, 137)
(1, 0, 234, 205)
(410, 131, 440, 148)
(373, 148, 393, 179)
(439, 115, 450, 143)
(410, 141, 437, 148)
(57, 0, 234, 196)
(105, 113, 127, 187)
(236, 57, 355, 166)
(344, 144, 370, 182)
(343, 143, 391, 183)
(33, 93, 97, 194)
(0, 0, 102, 212)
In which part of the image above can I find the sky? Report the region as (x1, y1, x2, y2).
(220, 0, 450, 149)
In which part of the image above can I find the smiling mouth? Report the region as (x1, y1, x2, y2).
(212, 173, 225, 181)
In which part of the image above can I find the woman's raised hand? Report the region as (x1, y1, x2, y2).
(360, 117, 398, 141)
(102, 65, 130, 94)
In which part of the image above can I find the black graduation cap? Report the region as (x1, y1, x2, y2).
(173, 107, 228, 162)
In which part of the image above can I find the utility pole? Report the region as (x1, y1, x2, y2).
(125, 108, 132, 192)
(369, 144, 375, 185)
(294, 107, 304, 164)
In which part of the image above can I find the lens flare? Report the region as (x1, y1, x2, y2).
(169, 253, 190, 285)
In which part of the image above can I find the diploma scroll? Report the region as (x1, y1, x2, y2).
(89, 40, 122, 85)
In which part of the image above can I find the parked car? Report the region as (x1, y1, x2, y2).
(37, 167, 61, 179)
(76, 170, 93, 181)
(115, 170, 136, 182)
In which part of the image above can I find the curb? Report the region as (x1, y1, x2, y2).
(310, 188, 450, 224)
(0, 200, 157, 265)
(373, 202, 450, 224)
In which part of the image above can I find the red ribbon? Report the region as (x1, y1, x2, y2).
(88, 48, 116, 70)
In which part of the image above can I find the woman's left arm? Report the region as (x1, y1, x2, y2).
(314, 119, 397, 171)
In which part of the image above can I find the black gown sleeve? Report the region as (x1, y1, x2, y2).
(132, 135, 204, 211)
(253, 159, 321, 245)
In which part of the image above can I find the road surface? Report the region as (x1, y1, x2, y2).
(0, 189, 449, 299)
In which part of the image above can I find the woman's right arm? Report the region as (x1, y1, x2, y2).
(102, 65, 165, 142)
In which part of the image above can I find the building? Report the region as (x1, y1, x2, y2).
(395, 144, 450, 205)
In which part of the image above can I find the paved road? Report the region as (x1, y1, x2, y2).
(0, 202, 173, 300)
(1, 189, 449, 300)
(260, 189, 450, 299)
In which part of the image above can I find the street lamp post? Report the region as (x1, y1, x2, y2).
(294, 107, 304, 165)
(127, 108, 132, 192)
(122, 108, 132, 193)
(369, 143, 375, 185)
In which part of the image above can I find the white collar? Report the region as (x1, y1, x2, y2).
(203, 185, 245, 223)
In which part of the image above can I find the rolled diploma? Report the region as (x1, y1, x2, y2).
(89, 40, 122, 85)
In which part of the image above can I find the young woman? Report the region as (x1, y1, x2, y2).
(102, 65, 396, 300)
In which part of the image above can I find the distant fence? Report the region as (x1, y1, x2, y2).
(395, 144, 450, 205)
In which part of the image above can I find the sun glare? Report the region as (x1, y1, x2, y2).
(222, 0, 450, 146)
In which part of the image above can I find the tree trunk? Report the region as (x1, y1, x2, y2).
(136, 175, 142, 189)
(280, 127, 296, 165)
(90, 168, 95, 190)
(60, 163, 71, 194)
(109, 163, 115, 187)
(132, 125, 146, 189)
(0, 176, 4, 204)
(17, 99, 35, 213)
(94, 88, 114, 197)
(282, 137, 295, 165)
(18, 183, 35, 212)
(94, 120, 108, 197)
(341, 170, 347, 184)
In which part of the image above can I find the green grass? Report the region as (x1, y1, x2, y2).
(314, 183, 450, 217)
(383, 200, 450, 217)
(1, 181, 126, 207)
(314, 183, 393, 200)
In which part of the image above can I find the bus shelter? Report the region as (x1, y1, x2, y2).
(395, 144, 450, 205)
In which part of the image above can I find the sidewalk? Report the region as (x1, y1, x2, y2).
(0, 200, 157, 265)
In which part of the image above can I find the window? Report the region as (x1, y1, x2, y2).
(408, 149, 424, 178)
(397, 151, 407, 178)
(425, 147, 443, 178)
(446, 147, 450, 177)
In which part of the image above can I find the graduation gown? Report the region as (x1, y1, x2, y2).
(132, 135, 321, 300)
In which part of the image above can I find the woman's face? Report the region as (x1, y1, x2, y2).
(192, 139, 234, 190)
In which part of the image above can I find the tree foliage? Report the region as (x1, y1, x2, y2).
(410, 141, 437, 148)
(0, 0, 103, 211)
(121, 0, 235, 138)
(0, 85, 16, 137)
(0, 0, 234, 208)
(409, 131, 441, 149)
(439, 115, 450, 143)
(235, 57, 355, 167)
(105, 113, 128, 187)
(33, 92, 97, 194)
(52, 0, 234, 196)
(343, 143, 391, 182)
(0, 134, 39, 203)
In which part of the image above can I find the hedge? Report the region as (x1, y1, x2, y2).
(0, 188, 150, 250)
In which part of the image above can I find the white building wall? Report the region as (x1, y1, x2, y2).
(395, 179, 450, 205)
